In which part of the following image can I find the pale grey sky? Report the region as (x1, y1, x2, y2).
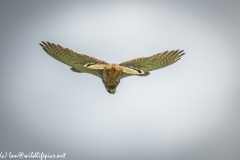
(0, 0, 240, 160)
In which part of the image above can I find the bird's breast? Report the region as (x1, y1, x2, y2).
(102, 66, 122, 86)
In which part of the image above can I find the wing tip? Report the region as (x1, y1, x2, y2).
(40, 41, 61, 50)
(179, 52, 185, 57)
(39, 43, 44, 47)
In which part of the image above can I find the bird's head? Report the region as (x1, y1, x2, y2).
(105, 85, 117, 94)
(107, 88, 116, 94)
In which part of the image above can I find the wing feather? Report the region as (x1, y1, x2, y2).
(119, 50, 185, 78)
(40, 41, 108, 78)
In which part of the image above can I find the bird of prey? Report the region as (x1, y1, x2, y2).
(40, 42, 185, 94)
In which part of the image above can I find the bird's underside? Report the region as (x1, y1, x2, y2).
(40, 41, 185, 94)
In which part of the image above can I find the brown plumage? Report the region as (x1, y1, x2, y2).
(40, 41, 185, 94)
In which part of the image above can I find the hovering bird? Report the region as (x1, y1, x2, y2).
(40, 42, 185, 94)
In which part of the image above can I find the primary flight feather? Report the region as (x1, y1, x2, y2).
(40, 41, 185, 94)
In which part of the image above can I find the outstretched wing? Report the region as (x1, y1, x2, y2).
(40, 41, 108, 78)
(119, 50, 185, 78)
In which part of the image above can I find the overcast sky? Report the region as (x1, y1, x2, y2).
(0, 0, 240, 160)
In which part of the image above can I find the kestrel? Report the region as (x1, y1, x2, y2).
(40, 42, 185, 94)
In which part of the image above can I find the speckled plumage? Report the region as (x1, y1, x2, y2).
(40, 41, 185, 94)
